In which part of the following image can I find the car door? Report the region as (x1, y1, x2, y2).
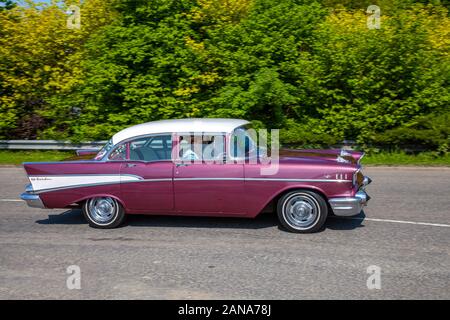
(118, 135, 174, 212)
(173, 133, 246, 215)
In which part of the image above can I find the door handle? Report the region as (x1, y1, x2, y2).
(126, 163, 137, 168)
(175, 163, 190, 167)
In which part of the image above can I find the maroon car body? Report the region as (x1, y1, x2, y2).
(21, 118, 371, 232)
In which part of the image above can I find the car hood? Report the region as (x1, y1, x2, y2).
(278, 148, 364, 164)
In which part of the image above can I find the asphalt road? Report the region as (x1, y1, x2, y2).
(0, 166, 449, 299)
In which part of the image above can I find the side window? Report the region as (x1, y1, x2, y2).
(129, 135, 172, 161)
(108, 143, 127, 161)
(178, 133, 225, 161)
(202, 134, 224, 161)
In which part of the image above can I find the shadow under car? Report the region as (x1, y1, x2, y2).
(36, 209, 366, 231)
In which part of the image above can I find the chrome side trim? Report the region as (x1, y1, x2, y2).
(141, 178, 173, 182)
(33, 178, 173, 194)
(329, 190, 369, 217)
(244, 178, 352, 183)
(173, 178, 351, 183)
(174, 178, 244, 181)
(29, 173, 143, 180)
(20, 192, 45, 208)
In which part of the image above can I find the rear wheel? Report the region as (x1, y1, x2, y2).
(277, 190, 328, 233)
(83, 197, 125, 229)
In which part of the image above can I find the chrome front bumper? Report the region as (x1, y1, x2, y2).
(329, 190, 369, 216)
(20, 184, 45, 208)
(329, 175, 372, 216)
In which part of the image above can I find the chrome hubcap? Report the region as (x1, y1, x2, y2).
(283, 194, 318, 228)
(88, 197, 117, 224)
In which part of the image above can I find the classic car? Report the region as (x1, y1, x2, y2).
(20, 118, 371, 233)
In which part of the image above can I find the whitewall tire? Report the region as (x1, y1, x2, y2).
(82, 197, 125, 229)
(277, 190, 328, 233)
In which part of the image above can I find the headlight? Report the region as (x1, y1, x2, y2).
(353, 169, 364, 187)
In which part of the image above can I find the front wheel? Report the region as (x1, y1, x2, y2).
(83, 197, 125, 229)
(277, 190, 328, 233)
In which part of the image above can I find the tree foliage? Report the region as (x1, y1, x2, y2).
(0, 0, 115, 139)
(0, 0, 448, 152)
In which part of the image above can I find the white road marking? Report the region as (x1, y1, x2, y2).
(0, 199, 22, 202)
(333, 216, 450, 228)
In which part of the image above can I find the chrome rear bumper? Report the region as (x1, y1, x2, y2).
(20, 184, 45, 208)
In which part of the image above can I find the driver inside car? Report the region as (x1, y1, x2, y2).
(179, 136, 201, 161)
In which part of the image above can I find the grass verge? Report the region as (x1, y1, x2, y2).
(0, 150, 73, 165)
(362, 151, 450, 166)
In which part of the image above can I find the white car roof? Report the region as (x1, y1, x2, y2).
(112, 118, 250, 145)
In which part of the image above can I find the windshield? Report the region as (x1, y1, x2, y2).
(94, 139, 113, 160)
